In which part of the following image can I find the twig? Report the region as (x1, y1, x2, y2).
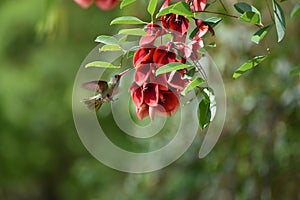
(218, 0, 228, 13)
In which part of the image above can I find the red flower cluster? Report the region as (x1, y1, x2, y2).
(130, 46, 188, 120)
(160, 0, 212, 60)
(130, 0, 212, 120)
(74, 0, 119, 10)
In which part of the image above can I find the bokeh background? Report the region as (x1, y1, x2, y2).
(1, 0, 299, 199)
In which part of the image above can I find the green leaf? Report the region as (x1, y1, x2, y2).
(99, 44, 122, 52)
(291, 3, 300, 17)
(239, 11, 262, 25)
(198, 88, 216, 129)
(251, 25, 272, 44)
(273, 0, 286, 42)
(94, 35, 118, 45)
(233, 55, 267, 79)
(118, 28, 147, 36)
(148, 0, 158, 17)
(156, 62, 191, 76)
(183, 67, 196, 79)
(234, 2, 260, 14)
(126, 51, 135, 58)
(182, 77, 205, 95)
(110, 16, 147, 25)
(156, 2, 193, 18)
(198, 89, 211, 129)
(204, 17, 222, 27)
(120, 0, 136, 9)
(85, 61, 120, 69)
(234, 2, 262, 25)
(289, 67, 300, 76)
(207, 42, 216, 48)
(189, 27, 199, 39)
(118, 35, 128, 44)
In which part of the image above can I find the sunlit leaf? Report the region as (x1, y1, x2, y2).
(99, 44, 122, 52)
(156, 2, 193, 18)
(291, 3, 300, 17)
(120, 0, 136, 9)
(118, 28, 147, 36)
(207, 42, 216, 48)
(251, 25, 272, 44)
(156, 62, 191, 76)
(234, 2, 262, 25)
(110, 16, 147, 25)
(85, 61, 120, 68)
(183, 67, 196, 79)
(239, 11, 262, 25)
(148, 0, 158, 17)
(273, 0, 286, 42)
(95, 35, 118, 45)
(233, 55, 267, 79)
(118, 35, 128, 44)
(126, 51, 135, 58)
(204, 17, 222, 27)
(182, 77, 205, 95)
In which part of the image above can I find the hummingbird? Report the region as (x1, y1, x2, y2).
(81, 68, 130, 111)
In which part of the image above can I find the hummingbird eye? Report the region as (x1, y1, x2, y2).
(114, 74, 118, 79)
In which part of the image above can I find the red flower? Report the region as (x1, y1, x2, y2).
(133, 48, 155, 67)
(189, 0, 207, 12)
(130, 82, 180, 120)
(155, 90, 180, 117)
(167, 70, 189, 91)
(74, 0, 119, 10)
(161, 14, 189, 36)
(195, 19, 215, 37)
(153, 47, 177, 66)
(140, 24, 165, 47)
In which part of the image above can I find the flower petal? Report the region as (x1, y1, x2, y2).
(161, 14, 189, 36)
(153, 47, 177, 66)
(135, 64, 151, 86)
(136, 103, 149, 120)
(130, 83, 143, 107)
(149, 64, 169, 90)
(133, 48, 154, 67)
(140, 24, 165, 47)
(167, 71, 188, 91)
(144, 83, 159, 106)
(191, 0, 206, 11)
(149, 106, 155, 120)
(155, 90, 180, 116)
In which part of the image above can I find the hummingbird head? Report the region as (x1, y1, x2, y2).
(109, 68, 131, 84)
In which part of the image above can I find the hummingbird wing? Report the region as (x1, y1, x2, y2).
(81, 98, 103, 111)
(81, 80, 108, 94)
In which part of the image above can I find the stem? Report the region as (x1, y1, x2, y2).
(192, 59, 208, 84)
(198, 10, 239, 19)
(265, 0, 274, 22)
(199, 10, 263, 28)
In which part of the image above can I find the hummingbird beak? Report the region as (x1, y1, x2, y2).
(118, 68, 131, 77)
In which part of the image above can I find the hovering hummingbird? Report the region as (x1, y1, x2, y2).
(81, 68, 130, 111)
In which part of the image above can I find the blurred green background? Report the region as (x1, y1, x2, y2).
(0, 0, 300, 199)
